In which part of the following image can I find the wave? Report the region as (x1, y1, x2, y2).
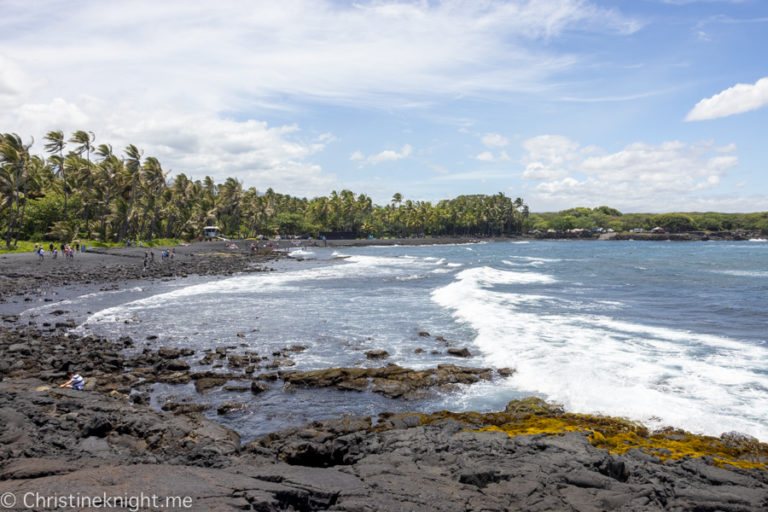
(432, 264, 768, 440)
(713, 270, 768, 278)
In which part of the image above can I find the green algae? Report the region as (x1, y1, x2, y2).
(399, 398, 768, 471)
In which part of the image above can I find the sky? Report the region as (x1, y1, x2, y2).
(1, 0, 767, 212)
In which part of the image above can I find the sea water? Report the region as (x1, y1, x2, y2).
(28, 240, 768, 440)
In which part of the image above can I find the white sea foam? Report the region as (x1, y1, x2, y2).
(288, 249, 316, 258)
(80, 253, 439, 328)
(432, 265, 768, 440)
(714, 270, 768, 278)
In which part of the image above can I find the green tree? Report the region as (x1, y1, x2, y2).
(655, 213, 697, 232)
(69, 130, 95, 236)
(44, 130, 68, 217)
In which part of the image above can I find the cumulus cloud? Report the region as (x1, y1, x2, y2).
(476, 150, 510, 162)
(481, 133, 509, 148)
(685, 77, 768, 121)
(521, 135, 581, 180)
(0, 0, 639, 109)
(0, 0, 641, 194)
(354, 145, 414, 166)
(521, 136, 740, 211)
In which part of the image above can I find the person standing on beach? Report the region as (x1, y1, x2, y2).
(38, 248, 44, 262)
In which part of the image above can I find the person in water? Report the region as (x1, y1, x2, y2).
(59, 373, 85, 390)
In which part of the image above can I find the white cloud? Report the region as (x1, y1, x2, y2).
(349, 151, 365, 161)
(685, 77, 768, 121)
(481, 133, 509, 148)
(0, 0, 641, 196)
(476, 151, 495, 162)
(0, 0, 640, 111)
(366, 145, 414, 165)
(476, 150, 510, 162)
(521, 136, 740, 211)
(0, 0, 646, 198)
(521, 135, 580, 180)
(4, 96, 336, 197)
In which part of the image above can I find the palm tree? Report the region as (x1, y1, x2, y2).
(0, 133, 34, 247)
(120, 144, 143, 241)
(69, 130, 95, 235)
(139, 156, 167, 239)
(95, 144, 121, 239)
(44, 130, 68, 217)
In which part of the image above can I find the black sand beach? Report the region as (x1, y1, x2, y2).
(1, 239, 767, 511)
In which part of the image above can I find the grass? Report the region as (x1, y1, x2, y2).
(0, 238, 181, 254)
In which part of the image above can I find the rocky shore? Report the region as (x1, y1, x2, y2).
(2, 318, 768, 510)
(2, 243, 768, 511)
(0, 241, 282, 302)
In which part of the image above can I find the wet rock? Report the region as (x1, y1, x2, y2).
(365, 349, 390, 360)
(227, 354, 251, 368)
(217, 402, 247, 415)
(447, 347, 472, 358)
(504, 397, 564, 417)
(223, 385, 250, 392)
(194, 377, 227, 393)
(497, 367, 515, 377)
(418, 331, 431, 337)
(164, 359, 191, 372)
(162, 402, 211, 415)
(8, 343, 31, 355)
(130, 392, 150, 405)
(157, 346, 182, 359)
(251, 381, 270, 394)
(277, 364, 493, 399)
(266, 358, 295, 369)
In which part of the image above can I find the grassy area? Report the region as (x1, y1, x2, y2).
(0, 238, 181, 254)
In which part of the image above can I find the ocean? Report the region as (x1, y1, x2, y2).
(31, 240, 768, 440)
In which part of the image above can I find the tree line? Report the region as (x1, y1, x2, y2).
(528, 207, 768, 234)
(0, 131, 530, 247)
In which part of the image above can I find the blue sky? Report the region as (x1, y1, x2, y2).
(1, 0, 767, 212)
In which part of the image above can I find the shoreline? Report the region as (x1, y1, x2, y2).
(1, 320, 767, 510)
(2, 239, 768, 510)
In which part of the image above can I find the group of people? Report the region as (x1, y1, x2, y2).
(33, 242, 85, 262)
(142, 247, 175, 270)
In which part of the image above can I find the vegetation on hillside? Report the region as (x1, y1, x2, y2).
(0, 131, 529, 247)
(528, 207, 768, 234)
(3, 130, 766, 249)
